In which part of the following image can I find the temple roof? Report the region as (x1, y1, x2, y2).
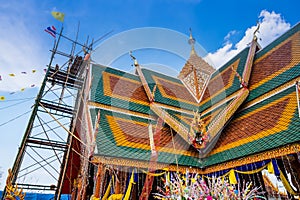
(246, 22, 300, 103)
(88, 22, 300, 170)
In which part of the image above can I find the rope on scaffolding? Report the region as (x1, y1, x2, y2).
(39, 102, 88, 148)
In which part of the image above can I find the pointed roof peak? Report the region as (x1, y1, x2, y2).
(188, 28, 196, 44)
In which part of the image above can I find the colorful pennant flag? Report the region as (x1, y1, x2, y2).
(267, 161, 274, 174)
(229, 169, 237, 184)
(0, 69, 47, 100)
(44, 26, 56, 38)
(51, 11, 65, 22)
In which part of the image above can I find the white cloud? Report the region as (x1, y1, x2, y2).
(0, 1, 48, 92)
(224, 30, 237, 42)
(206, 10, 291, 68)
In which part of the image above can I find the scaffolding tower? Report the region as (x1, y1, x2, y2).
(2, 27, 94, 199)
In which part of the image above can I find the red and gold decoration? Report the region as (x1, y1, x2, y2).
(189, 111, 209, 149)
(4, 169, 26, 200)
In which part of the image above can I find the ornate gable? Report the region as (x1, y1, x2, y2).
(178, 30, 215, 101)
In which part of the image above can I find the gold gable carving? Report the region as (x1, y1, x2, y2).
(178, 52, 215, 101)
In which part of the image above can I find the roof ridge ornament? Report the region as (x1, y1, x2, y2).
(253, 21, 261, 42)
(231, 65, 247, 88)
(129, 51, 139, 67)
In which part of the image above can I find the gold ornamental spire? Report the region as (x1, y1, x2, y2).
(188, 28, 196, 55)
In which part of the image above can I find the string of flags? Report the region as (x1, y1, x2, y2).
(1, 11, 65, 101)
(0, 69, 47, 101)
(0, 69, 45, 80)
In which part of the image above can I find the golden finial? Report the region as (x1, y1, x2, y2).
(188, 28, 196, 55)
(129, 51, 138, 67)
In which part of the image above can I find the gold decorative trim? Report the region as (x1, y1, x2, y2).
(200, 90, 238, 115)
(203, 143, 300, 174)
(242, 40, 259, 84)
(135, 66, 155, 102)
(150, 103, 190, 143)
(88, 101, 153, 120)
(92, 156, 204, 174)
(151, 102, 195, 115)
(92, 143, 300, 174)
(207, 88, 249, 140)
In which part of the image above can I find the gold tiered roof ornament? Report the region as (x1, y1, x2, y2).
(178, 28, 215, 102)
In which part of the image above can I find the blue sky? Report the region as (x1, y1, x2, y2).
(0, 0, 299, 189)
